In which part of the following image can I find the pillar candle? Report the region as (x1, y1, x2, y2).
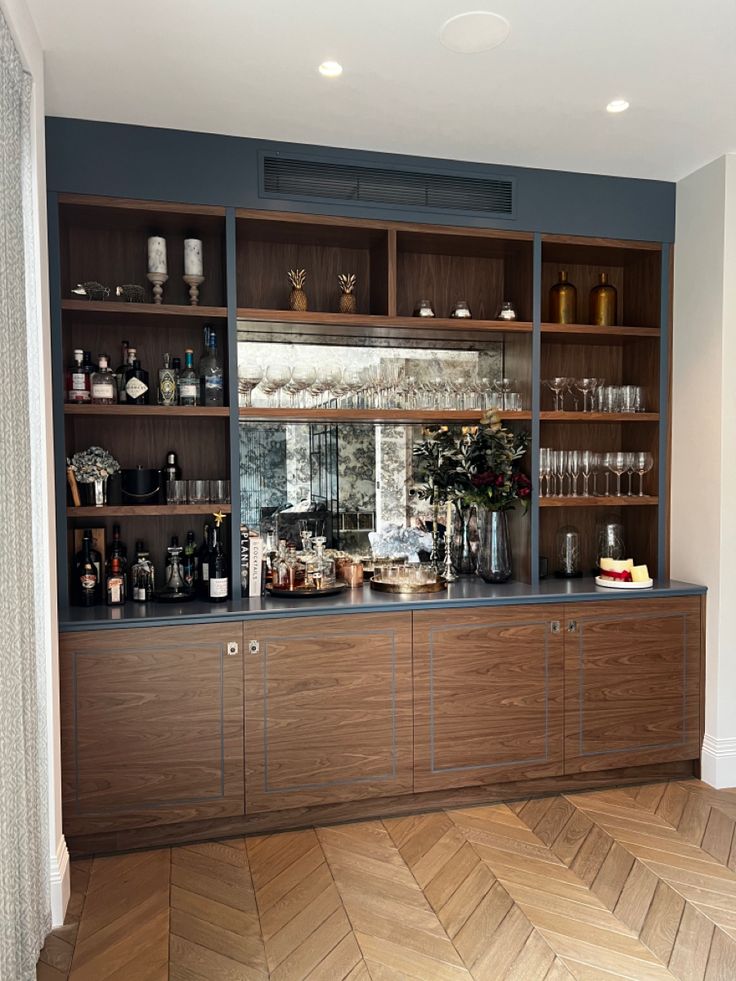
(446, 500, 453, 538)
(147, 236, 167, 274)
(184, 238, 203, 276)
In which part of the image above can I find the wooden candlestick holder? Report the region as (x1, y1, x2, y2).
(147, 271, 168, 304)
(183, 274, 205, 306)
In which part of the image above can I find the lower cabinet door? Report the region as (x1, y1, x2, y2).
(564, 597, 702, 773)
(245, 612, 413, 812)
(61, 625, 244, 835)
(413, 605, 565, 792)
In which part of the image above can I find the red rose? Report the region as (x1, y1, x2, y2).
(495, 475, 504, 486)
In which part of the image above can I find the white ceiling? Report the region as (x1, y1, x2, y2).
(26, 0, 736, 182)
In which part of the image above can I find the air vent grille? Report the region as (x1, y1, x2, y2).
(262, 155, 514, 217)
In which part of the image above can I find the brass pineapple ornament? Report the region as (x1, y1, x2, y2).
(287, 269, 308, 312)
(337, 273, 357, 314)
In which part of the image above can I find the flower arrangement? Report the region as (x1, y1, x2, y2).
(412, 412, 530, 512)
(70, 446, 120, 482)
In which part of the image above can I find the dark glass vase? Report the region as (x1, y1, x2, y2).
(452, 502, 476, 575)
(476, 508, 512, 583)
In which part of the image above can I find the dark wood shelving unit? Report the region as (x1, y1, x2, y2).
(52, 195, 670, 604)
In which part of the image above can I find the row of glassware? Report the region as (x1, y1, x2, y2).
(165, 479, 231, 505)
(539, 449, 654, 497)
(238, 362, 525, 411)
(544, 378, 646, 413)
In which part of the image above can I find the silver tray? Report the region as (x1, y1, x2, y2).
(266, 583, 349, 599)
(370, 578, 447, 594)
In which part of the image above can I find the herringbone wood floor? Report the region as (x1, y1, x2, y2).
(37, 781, 736, 981)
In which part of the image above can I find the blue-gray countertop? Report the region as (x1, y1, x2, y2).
(58, 577, 706, 632)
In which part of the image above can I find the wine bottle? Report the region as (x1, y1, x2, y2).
(178, 349, 198, 406)
(130, 540, 155, 602)
(90, 354, 117, 404)
(208, 517, 229, 602)
(106, 556, 126, 606)
(124, 357, 150, 405)
(198, 522, 211, 598)
(114, 340, 129, 403)
(199, 328, 224, 406)
(66, 348, 90, 404)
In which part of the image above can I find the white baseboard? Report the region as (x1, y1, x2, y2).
(49, 834, 70, 928)
(701, 734, 736, 789)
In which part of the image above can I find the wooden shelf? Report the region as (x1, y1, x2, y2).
(237, 308, 533, 335)
(541, 322, 660, 342)
(62, 300, 228, 323)
(540, 412, 659, 422)
(67, 504, 232, 517)
(539, 496, 658, 508)
(64, 405, 229, 417)
(239, 408, 532, 423)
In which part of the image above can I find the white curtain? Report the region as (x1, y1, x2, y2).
(0, 8, 51, 980)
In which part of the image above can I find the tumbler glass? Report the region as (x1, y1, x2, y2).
(187, 479, 210, 504)
(210, 479, 231, 503)
(166, 480, 187, 504)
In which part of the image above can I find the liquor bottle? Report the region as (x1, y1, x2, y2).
(208, 514, 229, 602)
(82, 351, 95, 389)
(106, 523, 128, 591)
(114, 340, 129, 403)
(105, 556, 126, 606)
(198, 522, 211, 598)
(130, 540, 155, 602)
(162, 451, 181, 503)
(124, 356, 150, 404)
(90, 354, 117, 404)
(199, 328, 224, 406)
(183, 529, 197, 593)
(74, 530, 101, 606)
(66, 348, 90, 403)
(178, 348, 199, 406)
(158, 352, 178, 406)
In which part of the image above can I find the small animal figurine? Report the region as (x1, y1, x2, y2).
(115, 284, 146, 303)
(71, 281, 110, 301)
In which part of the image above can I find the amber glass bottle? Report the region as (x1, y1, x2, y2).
(589, 272, 617, 326)
(549, 271, 577, 324)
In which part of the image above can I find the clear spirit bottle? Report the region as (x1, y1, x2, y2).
(199, 328, 224, 406)
(90, 354, 117, 404)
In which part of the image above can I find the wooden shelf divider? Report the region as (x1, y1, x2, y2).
(238, 408, 532, 423)
(64, 405, 229, 417)
(67, 504, 232, 517)
(539, 496, 658, 508)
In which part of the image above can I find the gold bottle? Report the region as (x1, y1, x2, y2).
(589, 272, 617, 326)
(549, 270, 577, 324)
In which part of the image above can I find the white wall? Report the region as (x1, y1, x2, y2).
(672, 154, 736, 788)
(1, 0, 68, 925)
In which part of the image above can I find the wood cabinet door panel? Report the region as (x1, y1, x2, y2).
(245, 612, 412, 812)
(61, 625, 244, 834)
(413, 605, 565, 792)
(564, 597, 701, 773)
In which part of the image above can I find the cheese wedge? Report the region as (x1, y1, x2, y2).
(599, 557, 634, 573)
(631, 564, 650, 583)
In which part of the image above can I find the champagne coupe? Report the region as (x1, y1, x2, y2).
(575, 377, 598, 413)
(545, 377, 570, 412)
(568, 449, 582, 497)
(635, 451, 654, 496)
(608, 451, 628, 497)
(237, 363, 262, 407)
(494, 377, 514, 410)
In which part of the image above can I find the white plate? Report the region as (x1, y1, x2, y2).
(595, 576, 654, 590)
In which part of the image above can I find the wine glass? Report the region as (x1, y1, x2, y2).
(608, 451, 628, 497)
(568, 450, 582, 497)
(625, 452, 637, 495)
(545, 377, 570, 412)
(539, 447, 552, 498)
(580, 450, 595, 497)
(286, 363, 316, 408)
(237, 362, 262, 408)
(635, 451, 654, 496)
(322, 362, 344, 407)
(494, 377, 514, 410)
(575, 377, 598, 413)
(264, 363, 291, 408)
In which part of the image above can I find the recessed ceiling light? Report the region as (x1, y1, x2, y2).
(439, 11, 511, 54)
(318, 61, 343, 78)
(606, 98, 630, 114)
